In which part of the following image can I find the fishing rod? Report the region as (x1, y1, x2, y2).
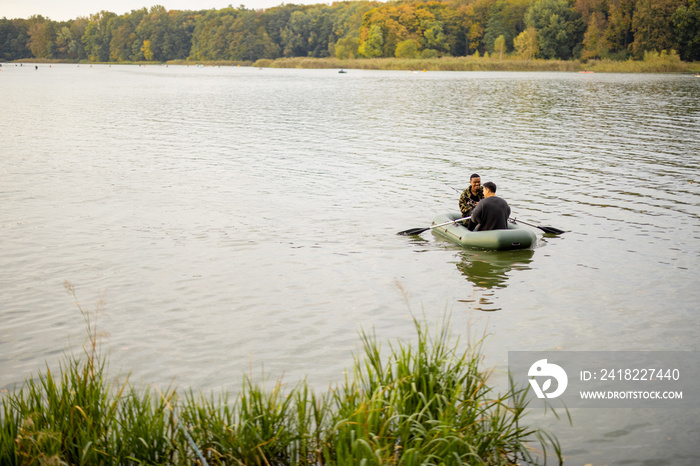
(434, 177, 463, 195)
(153, 384, 209, 466)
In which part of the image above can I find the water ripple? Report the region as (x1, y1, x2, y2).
(1, 65, 699, 463)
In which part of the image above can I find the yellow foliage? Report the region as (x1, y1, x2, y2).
(141, 39, 154, 61)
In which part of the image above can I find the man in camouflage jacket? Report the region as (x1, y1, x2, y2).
(459, 173, 484, 219)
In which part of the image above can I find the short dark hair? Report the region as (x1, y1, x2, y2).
(483, 181, 497, 193)
(470, 173, 480, 180)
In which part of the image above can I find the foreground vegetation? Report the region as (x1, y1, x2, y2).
(1, 299, 562, 465)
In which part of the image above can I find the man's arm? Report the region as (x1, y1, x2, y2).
(466, 200, 483, 231)
(459, 189, 478, 217)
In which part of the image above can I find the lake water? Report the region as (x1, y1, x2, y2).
(1, 63, 699, 464)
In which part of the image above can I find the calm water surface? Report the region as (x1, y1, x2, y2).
(2, 64, 699, 464)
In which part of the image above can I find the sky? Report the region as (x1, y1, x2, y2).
(1, 0, 326, 21)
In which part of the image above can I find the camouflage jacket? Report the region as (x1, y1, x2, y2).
(459, 186, 484, 217)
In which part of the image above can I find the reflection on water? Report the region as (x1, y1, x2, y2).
(454, 249, 535, 311)
(457, 249, 535, 289)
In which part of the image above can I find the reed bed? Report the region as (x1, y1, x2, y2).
(584, 59, 696, 73)
(14, 56, 699, 73)
(252, 56, 581, 72)
(1, 309, 562, 465)
(251, 56, 700, 73)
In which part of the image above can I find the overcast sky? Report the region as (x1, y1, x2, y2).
(1, 0, 327, 21)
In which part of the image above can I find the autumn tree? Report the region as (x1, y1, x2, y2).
(494, 34, 506, 58)
(5, 0, 700, 64)
(357, 4, 410, 57)
(328, 1, 374, 57)
(581, 11, 608, 58)
(513, 25, 538, 58)
(457, 0, 495, 55)
(28, 16, 56, 58)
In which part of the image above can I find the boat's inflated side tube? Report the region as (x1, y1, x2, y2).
(431, 212, 537, 250)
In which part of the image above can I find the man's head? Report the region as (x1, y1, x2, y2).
(482, 181, 497, 196)
(469, 173, 481, 192)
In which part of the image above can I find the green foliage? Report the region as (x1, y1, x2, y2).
(525, 0, 585, 59)
(484, 0, 531, 54)
(422, 20, 449, 53)
(359, 24, 384, 57)
(421, 47, 440, 58)
(631, 0, 684, 59)
(395, 38, 420, 58)
(28, 18, 57, 58)
(1, 304, 564, 465)
(82, 11, 117, 62)
(335, 34, 360, 59)
(602, 0, 635, 57)
(0, 18, 32, 60)
(672, 0, 700, 61)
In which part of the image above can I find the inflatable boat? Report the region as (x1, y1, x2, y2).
(431, 212, 538, 250)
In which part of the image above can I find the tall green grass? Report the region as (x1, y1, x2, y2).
(1, 305, 563, 465)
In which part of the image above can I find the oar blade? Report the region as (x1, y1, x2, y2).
(538, 225, 566, 235)
(397, 227, 429, 236)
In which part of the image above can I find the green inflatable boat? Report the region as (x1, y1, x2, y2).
(431, 212, 538, 250)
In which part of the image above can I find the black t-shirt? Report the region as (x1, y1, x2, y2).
(467, 196, 511, 231)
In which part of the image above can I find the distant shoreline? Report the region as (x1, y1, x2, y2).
(10, 56, 700, 74)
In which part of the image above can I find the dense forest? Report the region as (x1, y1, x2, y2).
(1, 0, 699, 63)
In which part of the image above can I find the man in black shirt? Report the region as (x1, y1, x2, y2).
(466, 181, 510, 231)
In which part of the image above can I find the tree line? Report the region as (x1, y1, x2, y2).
(1, 0, 698, 63)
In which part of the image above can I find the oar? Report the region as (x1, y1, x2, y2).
(398, 216, 470, 236)
(436, 180, 566, 235)
(511, 217, 565, 235)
